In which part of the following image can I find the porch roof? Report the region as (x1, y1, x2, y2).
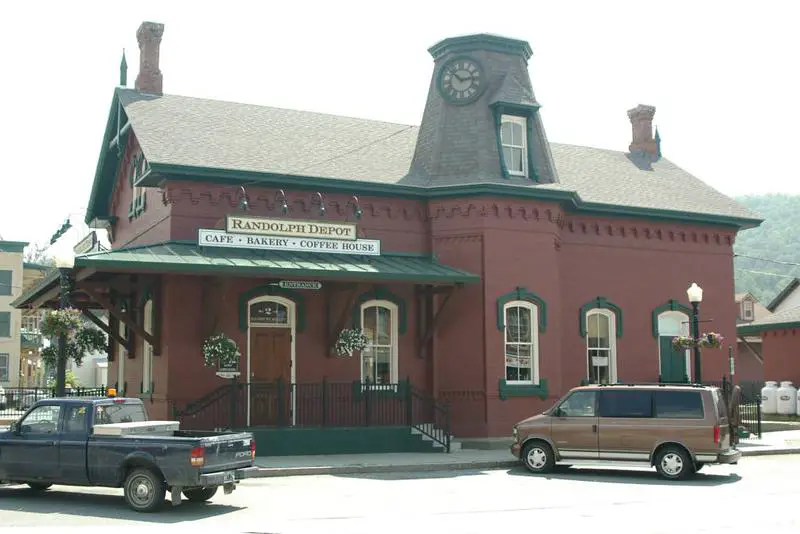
(11, 241, 479, 308)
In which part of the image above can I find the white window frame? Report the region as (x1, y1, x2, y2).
(585, 308, 618, 384)
(742, 299, 754, 320)
(503, 300, 540, 385)
(359, 300, 399, 389)
(0, 352, 9, 383)
(500, 114, 529, 178)
(142, 299, 154, 393)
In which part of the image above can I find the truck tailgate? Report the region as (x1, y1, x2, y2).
(197, 432, 254, 472)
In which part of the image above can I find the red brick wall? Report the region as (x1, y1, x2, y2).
(762, 330, 800, 386)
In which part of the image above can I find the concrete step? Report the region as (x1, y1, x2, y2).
(409, 424, 461, 452)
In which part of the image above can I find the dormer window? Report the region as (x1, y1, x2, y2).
(500, 115, 528, 177)
(742, 299, 754, 321)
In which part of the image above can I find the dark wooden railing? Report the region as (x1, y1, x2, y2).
(171, 378, 451, 451)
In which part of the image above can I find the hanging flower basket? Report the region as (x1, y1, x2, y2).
(40, 308, 83, 339)
(698, 332, 725, 349)
(334, 328, 369, 357)
(202, 333, 241, 369)
(671, 336, 697, 350)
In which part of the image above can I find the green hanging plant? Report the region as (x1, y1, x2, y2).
(334, 328, 369, 357)
(202, 333, 241, 369)
(41, 324, 108, 368)
(40, 308, 83, 338)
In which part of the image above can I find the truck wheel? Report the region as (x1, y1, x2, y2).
(123, 468, 166, 513)
(183, 486, 218, 502)
(27, 483, 52, 491)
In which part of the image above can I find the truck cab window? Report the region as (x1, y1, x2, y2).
(65, 405, 88, 432)
(20, 405, 61, 435)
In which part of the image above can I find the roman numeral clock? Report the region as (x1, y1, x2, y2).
(437, 56, 486, 105)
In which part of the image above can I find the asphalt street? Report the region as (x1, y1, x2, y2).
(1, 455, 798, 533)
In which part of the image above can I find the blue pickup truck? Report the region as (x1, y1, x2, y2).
(0, 396, 258, 512)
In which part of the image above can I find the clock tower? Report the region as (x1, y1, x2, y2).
(406, 33, 558, 186)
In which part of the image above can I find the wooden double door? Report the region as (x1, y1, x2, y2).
(249, 328, 292, 426)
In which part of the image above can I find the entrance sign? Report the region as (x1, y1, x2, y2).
(199, 229, 381, 256)
(226, 215, 357, 241)
(216, 371, 241, 379)
(275, 280, 322, 290)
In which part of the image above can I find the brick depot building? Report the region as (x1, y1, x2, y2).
(14, 22, 761, 454)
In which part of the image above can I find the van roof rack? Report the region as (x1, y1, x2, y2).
(590, 382, 712, 389)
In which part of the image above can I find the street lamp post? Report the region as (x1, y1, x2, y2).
(54, 251, 75, 397)
(686, 282, 704, 383)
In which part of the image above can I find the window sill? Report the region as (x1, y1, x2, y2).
(351, 380, 408, 399)
(498, 378, 549, 400)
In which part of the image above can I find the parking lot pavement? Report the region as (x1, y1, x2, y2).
(1, 455, 798, 532)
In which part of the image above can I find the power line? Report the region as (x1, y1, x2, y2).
(734, 253, 800, 267)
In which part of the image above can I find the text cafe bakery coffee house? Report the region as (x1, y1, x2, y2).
(202, 216, 381, 256)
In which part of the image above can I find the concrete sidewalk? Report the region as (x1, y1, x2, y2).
(253, 430, 800, 478)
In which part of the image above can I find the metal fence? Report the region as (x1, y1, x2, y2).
(0, 386, 107, 420)
(705, 378, 763, 440)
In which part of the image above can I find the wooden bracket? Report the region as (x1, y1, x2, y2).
(418, 286, 456, 357)
(78, 306, 131, 352)
(327, 283, 361, 356)
(82, 286, 157, 348)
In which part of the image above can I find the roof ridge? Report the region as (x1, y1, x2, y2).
(117, 88, 419, 130)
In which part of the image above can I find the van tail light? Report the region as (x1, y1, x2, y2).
(713, 425, 721, 446)
(250, 439, 257, 461)
(190, 446, 205, 467)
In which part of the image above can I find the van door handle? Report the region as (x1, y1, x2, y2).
(592, 424, 597, 433)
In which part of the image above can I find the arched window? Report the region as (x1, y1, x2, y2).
(500, 115, 528, 177)
(586, 309, 617, 384)
(142, 299, 154, 393)
(503, 300, 539, 384)
(360, 300, 398, 385)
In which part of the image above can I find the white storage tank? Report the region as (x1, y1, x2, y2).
(761, 381, 779, 415)
(797, 388, 800, 417)
(777, 381, 798, 415)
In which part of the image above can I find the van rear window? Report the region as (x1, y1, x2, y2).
(653, 391, 704, 419)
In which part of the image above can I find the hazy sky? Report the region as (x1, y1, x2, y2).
(1, 0, 797, 247)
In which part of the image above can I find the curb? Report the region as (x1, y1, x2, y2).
(740, 447, 800, 457)
(253, 460, 519, 478)
(252, 449, 800, 478)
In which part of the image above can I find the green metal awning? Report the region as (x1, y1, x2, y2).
(12, 241, 479, 309)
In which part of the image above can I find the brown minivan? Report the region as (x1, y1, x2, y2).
(510, 383, 742, 480)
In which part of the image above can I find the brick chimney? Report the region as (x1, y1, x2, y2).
(134, 21, 165, 95)
(627, 104, 658, 158)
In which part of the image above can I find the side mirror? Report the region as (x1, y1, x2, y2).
(552, 407, 563, 418)
(9, 421, 20, 435)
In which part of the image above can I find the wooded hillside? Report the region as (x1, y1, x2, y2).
(734, 193, 800, 304)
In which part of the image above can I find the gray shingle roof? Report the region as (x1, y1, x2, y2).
(118, 89, 760, 223)
(737, 305, 800, 334)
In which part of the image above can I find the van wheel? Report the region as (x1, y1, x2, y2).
(522, 441, 555, 474)
(655, 446, 693, 480)
(183, 486, 218, 502)
(123, 468, 166, 513)
(27, 482, 52, 491)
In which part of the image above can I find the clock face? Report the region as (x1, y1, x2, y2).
(438, 57, 485, 104)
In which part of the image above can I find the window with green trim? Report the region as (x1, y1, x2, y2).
(500, 115, 528, 178)
(0, 270, 12, 296)
(585, 309, 617, 384)
(360, 300, 398, 388)
(0, 312, 11, 338)
(503, 300, 539, 384)
(0, 353, 8, 382)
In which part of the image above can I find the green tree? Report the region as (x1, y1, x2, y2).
(734, 193, 800, 304)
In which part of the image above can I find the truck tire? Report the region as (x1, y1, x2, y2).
(123, 468, 166, 513)
(27, 483, 52, 491)
(183, 486, 218, 502)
